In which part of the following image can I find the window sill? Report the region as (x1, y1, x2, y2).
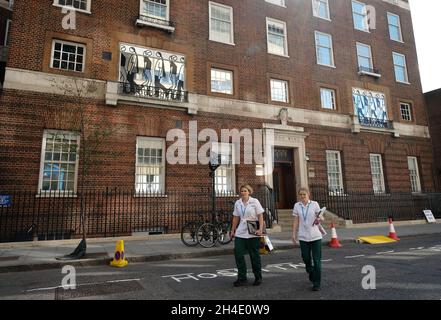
(52, 4, 92, 15)
(317, 63, 336, 69)
(135, 19, 175, 33)
(358, 70, 382, 78)
(354, 27, 370, 33)
(209, 38, 235, 46)
(267, 52, 290, 59)
(314, 16, 332, 22)
(396, 80, 411, 85)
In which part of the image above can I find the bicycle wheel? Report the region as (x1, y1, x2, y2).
(197, 223, 218, 248)
(217, 221, 232, 245)
(181, 222, 199, 247)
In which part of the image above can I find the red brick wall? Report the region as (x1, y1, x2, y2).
(6, 0, 427, 125)
(0, 88, 434, 193)
(426, 89, 441, 191)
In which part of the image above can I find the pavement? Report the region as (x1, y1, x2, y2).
(0, 219, 440, 273)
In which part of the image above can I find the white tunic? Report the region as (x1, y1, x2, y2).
(292, 200, 323, 242)
(233, 196, 265, 239)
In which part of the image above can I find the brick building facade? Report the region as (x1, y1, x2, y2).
(426, 89, 441, 191)
(0, 0, 435, 220)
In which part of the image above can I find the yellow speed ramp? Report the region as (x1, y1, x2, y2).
(357, 235, 397, 244)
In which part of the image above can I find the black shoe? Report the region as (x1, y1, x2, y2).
(253, 279, 262, 286)
(308, 273, 314, 283)
(312, 286, 321, 291)
(233, 279, 248, 287)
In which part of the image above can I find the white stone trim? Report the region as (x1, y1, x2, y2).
(4, 68, 430, 139)
(3, 67, 106, 99)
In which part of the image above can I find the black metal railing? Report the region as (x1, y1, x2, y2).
(358, 66, 381, 76)
(118, 82, 189, 103)
(358, 116, 393, 129)
(0, 185, 276, 243)
(310, 185, 441, 223)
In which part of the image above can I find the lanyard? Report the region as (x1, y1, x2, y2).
(301, 203, 311, 224)
(240, 200, 249, 219)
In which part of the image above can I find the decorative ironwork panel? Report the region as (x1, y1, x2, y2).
(119, 44, 186, 102)
(352, 88, 388, 127)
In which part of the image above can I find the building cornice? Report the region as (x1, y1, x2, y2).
(382, 0, 410, 11)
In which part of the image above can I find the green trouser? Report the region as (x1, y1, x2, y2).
(299, 239, 322, 287)
(234, 237, 262, 281)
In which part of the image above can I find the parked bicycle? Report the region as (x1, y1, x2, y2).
(180, 213, 208, 247)
(196, 211, 232, 248)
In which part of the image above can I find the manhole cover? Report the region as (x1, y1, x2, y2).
(55, 281, 143, 300)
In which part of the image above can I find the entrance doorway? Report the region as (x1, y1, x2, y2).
(272, 148, 296, 209)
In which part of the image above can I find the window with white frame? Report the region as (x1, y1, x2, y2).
(141, 0, 169, 21)
(136, 137, 165, 194)
(54, 0, 91, 12)
(209, 2, 234, 45)
(356, 42, 373, 71)
(315, 31, 334, 67)
(211, 143, 235, 194)
(266, 18, 288, 56)
(370, 154, 386, 194)
(400, 102, 412, 121)
(270, 79, 289, 103)
(51, 40, 85, 72)
(211, 68, 233, 94)
(320, 87, 336, 110)
(393, 52, 409, 83)
(39, 130, 79, 193)
(407, 156, 421, 193)
(326, 150, 344, 194)
(265, 0, 285, 7)
(387, 12, 403, 42)
(312, 0, 330, 20)
(352, 0, 369, 32)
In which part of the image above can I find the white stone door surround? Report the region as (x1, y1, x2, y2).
(263, 123, 309, 194)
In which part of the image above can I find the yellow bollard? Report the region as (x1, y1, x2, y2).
(110, 240, 128, 267)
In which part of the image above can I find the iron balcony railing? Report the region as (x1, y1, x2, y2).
(358, 66, 381, 77)
(358, 116, 393, 129)
(118, 82, 189, 103)
(136, 14, 175, 30)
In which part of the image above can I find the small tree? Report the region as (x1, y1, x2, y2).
(49, 78, 115, 259)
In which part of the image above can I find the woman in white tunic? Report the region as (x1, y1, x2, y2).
(292, 187, 324, 291)
(230, 185, 265, 287)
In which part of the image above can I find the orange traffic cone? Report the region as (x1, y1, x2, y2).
(329, 222, 342, 248)
(388, 218, 400, 241)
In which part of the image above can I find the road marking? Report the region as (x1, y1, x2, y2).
(322, 259, 333, 262)
(376, 250, 395, 255)
(345, 255, 365, 259)
(25, 278, 141, 293)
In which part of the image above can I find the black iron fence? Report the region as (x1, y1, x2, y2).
(118, 82, 189, 103)
(310, 185, 441, 224)
(0, 185, 276, 243)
